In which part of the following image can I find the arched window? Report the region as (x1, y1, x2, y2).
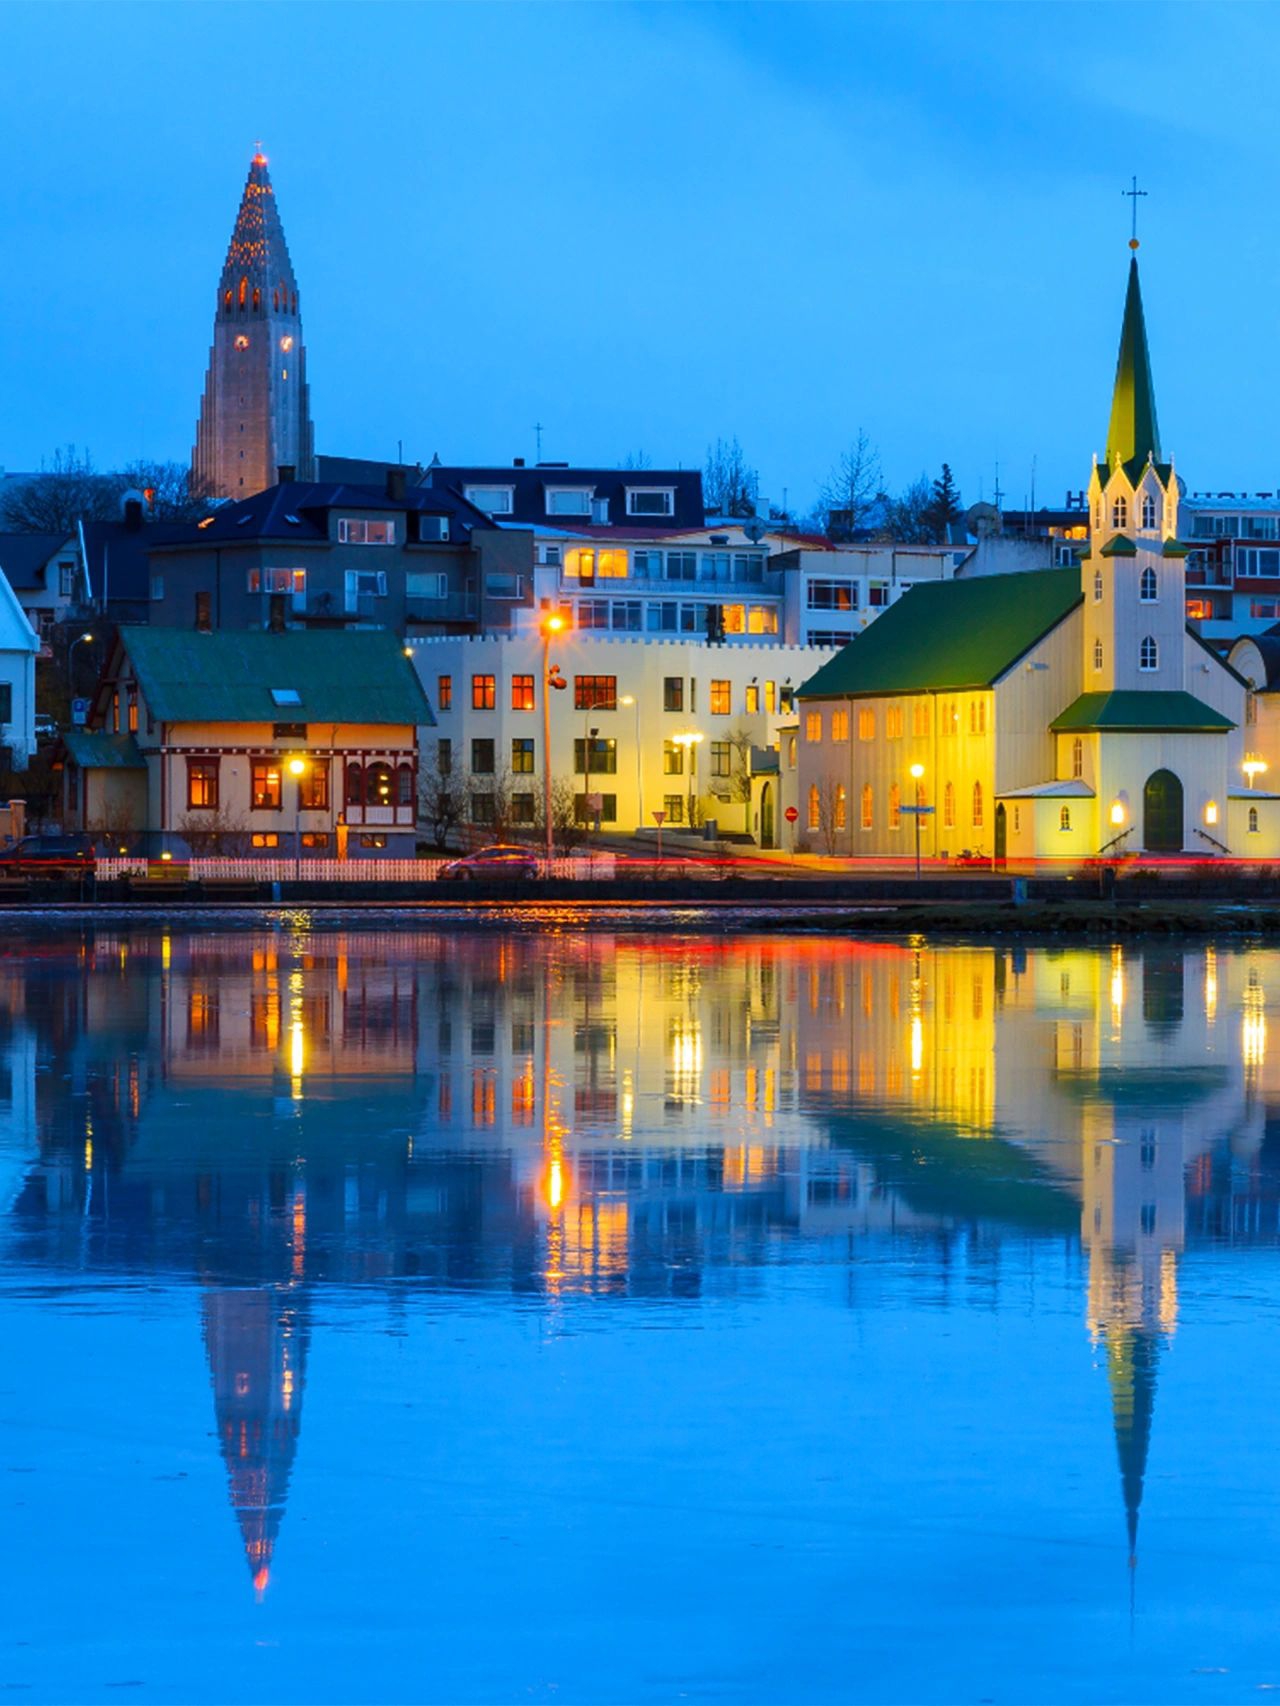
(1093, 569, 1103, 603)
(888, 782, 901, 830)
(807, 784, 820, 830)
(397, 762, 415, 807)
(272, 288, 279, 311)
(238, 275, 247, 308)
(972, 781, 984, 828)
(252, 286, 261, 312)
(1142, 493, 1157, 528)
(860, 784, 873, 829)
(1072, 737, 1083, 779)
(834, 784, 847, 830)
(345, 762, 364, 807)
(943, 781, 955, 828)
(1093, 638, 1104, 672)
(1060, 805, 1072, 832)
(1111, 495, 1128, 530)
(291, 292, 298, 314)
(366, 761, 393, 807)
(223, 288, 232, 312)
(1140, 635, 1158, 671)
(1093, 500, 1102, 530)
(1140, 566, 1157, 602)
(1250, 805, 1260, 834)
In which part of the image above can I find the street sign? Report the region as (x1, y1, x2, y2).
(784, 806, 799, 823)
(900, 805, 936, 815)
(651, 810, 666, 825)
(71, 698, 89, 727)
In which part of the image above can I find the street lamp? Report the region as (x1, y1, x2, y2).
(540, 613, 567, 862)
(909, 762, 925, 880)
(1244, 758, 1268, 789)
(288, 755, 307, 880)
(673, 730, 703, 832)
(67, 631, 94, 696)
(620, 694, 643, 830)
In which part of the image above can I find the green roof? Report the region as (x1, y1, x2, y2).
(798, 565, 1082, 699)
(1105, 255, 1162, 472)
(61, 730, 146, 769)
(1050, 690, 1234, 733)
(1100, 534, 1137, 557)
(118, 628, 433, 727)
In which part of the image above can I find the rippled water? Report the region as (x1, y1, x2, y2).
(3, 925, 1280, 1703)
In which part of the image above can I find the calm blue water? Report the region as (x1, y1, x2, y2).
(2, 924, 1279, 1704)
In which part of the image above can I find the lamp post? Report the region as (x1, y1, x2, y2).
(1244, 758, 1268, 789)
(288, 755, 306, 881)
(909, 762, 925, 880)
(673, 731, 703, 832)
(620, 694, 643, 830)
(540, 614, 566, 863)
(67, 631, 94, 696)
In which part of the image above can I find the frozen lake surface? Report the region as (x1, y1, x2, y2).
(2, 924, 1279, 1703)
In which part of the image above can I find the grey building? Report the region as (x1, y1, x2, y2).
(192, 151, 315, 500)
(146, 474, 535, 637)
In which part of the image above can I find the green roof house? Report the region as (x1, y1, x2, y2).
(797, 246, 1263, 863)
(58, 627, 432, 859)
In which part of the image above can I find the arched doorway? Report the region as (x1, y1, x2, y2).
(994, 802, 1007, 868)
(1143, 769, 1183, 852)
(759, 781, 775, 849)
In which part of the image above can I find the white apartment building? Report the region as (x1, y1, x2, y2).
(407, 631, 839, 846)
(1180, 491, 1280, 641)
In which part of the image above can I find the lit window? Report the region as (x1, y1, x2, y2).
(511, 674, 535, 711)
(710, 679, 731, 715)
(512, 739, 536, 775)
(834, 784, 847, 830)
(972, 781, 984, 828)
(437, 675, 452, 711)
(471, 674, 496, 710)
(251, 759, 282, 810)
(830, 710, 849, 742)
(943, 781, 955, 828)
(338, 518, 395, 545)
(280, 335, 294, 352)
(858, 708, 875, 741)
(805, 711, 822, 742)
(860, 784, 873, 830)
(234, 334, 250, 350)
(885, 705, 904, 739)
(888, 783, 901, 830)
(807, 785, 821, 830)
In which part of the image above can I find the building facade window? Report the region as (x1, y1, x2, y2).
(1140, 566, 1157, 602)
(299, 762, 329, 811)
(860, 784, 873, 830)
(511, 738, 535, 775)
(1250, 805, 1260, 834)
(251, 759, 282, 811)
(888, 783, 901, 830)
(1060, 805, 1072, 831)
(1141, 493, 1157, 529)
(471, 673, 496, 710)
(573, 738, 617, 775)
(337, 518, 395, 545)
(462, 486, 513, 514)
(710, 679, 731, 714)
(186, 758, 219, 810)
(512, 793, 536, 824)
(1093, 569, 1103, 602)
(1111, 496, 1128, 530)
(912, 702, 930, 736)
(626, 488, 675, 517)
(885, 705, 904, 739)
(834, 784, 847, 830)
(710, 741, 732, 778)
(857, 708, 875, 741)
(972, 781, 984, 828)
(511, 674, 535, 710)
(745, 684, 760, 714)
(805, 712, 822, 743)
(969, 700, 987, 734)
(574, 675, 617, 711)
(663, 794, 684, 825)
(807, 785, 821, 831)
(471, 739, 495, 775)
(1072, 737, 1084, 779)
(831, 710, 849, 742)
(1094, 639, 1104, 672)
(1140, 635, 1158, 671)
(437, 738, 452, 775)
(663, 741, 684, 776)
(663, 677, 684, 713)
(943, 781, 955, 828)
(437, 675, 452, 711)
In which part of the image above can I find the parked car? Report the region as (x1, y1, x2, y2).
(0, 834, 96, 876)
(438, 844, 541, 881)
(34, 715, 59, 741)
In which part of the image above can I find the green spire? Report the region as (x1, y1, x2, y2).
(1105, 255, 1162, 472)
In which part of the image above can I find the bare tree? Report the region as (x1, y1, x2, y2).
(812, 778, 848, 855)
(620, 448, 653, 470)
(176, 806, 251, 856)
(725, 725, 755, 806)
(703, 437, 759, 518)
(117, 460, 214, 522)
(878, 474, 936, 544)
(418, 747, 467, 850)
(0, 446, 121, 533)
(548, 776, 589, 853)
(814, 430, 882, 540)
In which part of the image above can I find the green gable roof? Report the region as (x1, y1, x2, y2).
(1105, 255, 1162, 472)
(60, 730, 146, 770)
(119, 627, 434, 727)
(798, 565, 1082, 699)
(1100, 534, 1137, 557)
(1050, 690, 1234, 733)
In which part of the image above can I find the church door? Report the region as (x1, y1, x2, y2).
(760, 782, 775, 850)
(994, 803, 1007, 868)
(1143, 769, 1183, 852)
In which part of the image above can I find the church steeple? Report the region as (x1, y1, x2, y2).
(192, 149, 315, 500)
(1105, 255, 1162, 475)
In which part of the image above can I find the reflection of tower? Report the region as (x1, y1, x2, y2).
(1106, 1321, 1161, 1565)
(202, 1286, 310, 1597)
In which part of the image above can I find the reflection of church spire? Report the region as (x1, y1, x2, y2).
(1105, 1324, 1161, 1564)
(202, 1286, 310, 1597)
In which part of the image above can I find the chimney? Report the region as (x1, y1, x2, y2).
(513, 458, 525, 468)
(123, 498, 144, 532)
(277, 464, 296, 485)
(386, 467, 407, 502)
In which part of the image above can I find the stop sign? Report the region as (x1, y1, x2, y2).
(784, 806, 799, 823)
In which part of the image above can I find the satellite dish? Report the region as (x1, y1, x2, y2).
(743, 519, 767, 544)
(965, 501, 1001, 538)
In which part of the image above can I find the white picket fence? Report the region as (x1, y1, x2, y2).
(95, 855, 619, 883)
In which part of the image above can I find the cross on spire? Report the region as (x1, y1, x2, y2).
(1123, 174, 1147, 249)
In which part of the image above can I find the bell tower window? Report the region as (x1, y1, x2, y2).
(1140, 566, 1157, 602)
(1111, 495, 1128, 530)
(1141, 493, 1157, 529)
(1072, 737, 1083, 779)
(1093, 639, 1104, 672)
(1093, 569, 1103, 602)
(1140, 635, 1158, 671)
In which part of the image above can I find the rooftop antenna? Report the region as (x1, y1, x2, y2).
(534, 422, 544, 460)
(1030, 454, 1037, 515)
(993, 462, 1004, 513)
(1123, 173, 1147, 249)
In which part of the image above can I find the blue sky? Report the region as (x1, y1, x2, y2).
(3, 0, 1278, 513)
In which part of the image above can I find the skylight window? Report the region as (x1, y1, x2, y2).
(285, 513, 301, 525)
(270, 688, 302, 706)
(237, 513, 254, 527)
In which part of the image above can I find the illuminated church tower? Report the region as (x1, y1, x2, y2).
(192, 150, 315, 500)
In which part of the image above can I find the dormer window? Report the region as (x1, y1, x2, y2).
(338, 518, 395, 544)
(463, 486, 514, 516)
(1111, 495, 1129, 530)
(1141, 493, 1158, 529)
(545, 487, 594, 517)
(625, 487, 676, 518)
(1140, 566, 1157, 602)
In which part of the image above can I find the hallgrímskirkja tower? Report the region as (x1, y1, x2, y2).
(192, 149, 315, 499)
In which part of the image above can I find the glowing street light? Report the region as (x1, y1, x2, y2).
(620, 693, 643, 829)
(67, 631, 95, 694)
(672, 730, 703, 832)
(909, 762, 926, 880)
(540, 614, 568, 862)
(288, 755, 307, 880)
(1244, 758, 1268, 789)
